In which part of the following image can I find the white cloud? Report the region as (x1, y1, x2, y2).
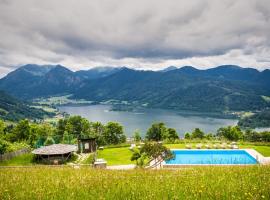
(0, 0, 270, 77)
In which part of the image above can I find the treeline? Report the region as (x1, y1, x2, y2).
(144, 123, 270, 142)
(1, 117, 270, 154)
(0, 116, 126, 154)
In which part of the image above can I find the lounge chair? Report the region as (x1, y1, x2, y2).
(196, 144, 202, 149)
(185, 144, 192, 149)
(213, 144, 218, 149)
(98, 146, 104, 150)
(205, 144, 211, 149)
(220, 143, 226, 149)
(231, 144, 239, 149)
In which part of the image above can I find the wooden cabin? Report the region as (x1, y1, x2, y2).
(32, 144, 77, 164)
(77, 135, 97, 153)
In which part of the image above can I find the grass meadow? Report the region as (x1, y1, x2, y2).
(0, 166, 269, 200)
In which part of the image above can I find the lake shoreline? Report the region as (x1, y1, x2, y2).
(57, 104, 238, 136)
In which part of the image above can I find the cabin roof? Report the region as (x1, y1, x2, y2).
(32, 144, 77, 155)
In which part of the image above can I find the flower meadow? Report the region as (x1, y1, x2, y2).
(0, 166, 269, 199)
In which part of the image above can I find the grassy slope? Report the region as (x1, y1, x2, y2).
(0, 153, 34, 166)
(97, 147, 135, 165)
(0, 166, 269, 199)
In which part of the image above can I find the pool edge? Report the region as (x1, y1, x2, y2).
(162, 149, 268, 167)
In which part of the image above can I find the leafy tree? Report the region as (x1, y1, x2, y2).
(191, 128, 205, 139)
(104, 122, 126, 144)
(261, 131, 270, 142)
(11, 119, 31, 142)
(130, 148, 147, 167)
(140, 142, 174, 161)
(56, 119, 67, 136)
(205, 133, 214, 140)
(65, 116, 84, 135)
(133, 130, 141, 142)
(167, 128, 179, 141)
(62, 131, 72, 144)
(0, 120, 6, 137)
(0, 138, 9, 154)
(184, 132, 191, 139)
(217, 126, 243, 141)
(244, 129, 261, 142)
(91, 122, 105, 145)
(146, 122, 167, 141)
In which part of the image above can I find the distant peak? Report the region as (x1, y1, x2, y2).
(179, 66, 198, 71)
(161, 66, 178, 72)
(215, 65, 242, 70)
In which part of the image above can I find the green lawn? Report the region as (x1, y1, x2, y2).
(0, 166, 269, 199)
(0, 153, 35, 166)
(240, 145, 270, 157)
(97, 147, 135, 166)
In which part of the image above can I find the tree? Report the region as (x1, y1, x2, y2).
(140, 142, 174, 161)
(217, 126, 243, 141)
(261, 131, 270, 142)
(244, 129, 261, 142)
(65, 116, 84, 135)
(11, 119, 31, 142)
(191, 128, 205, 139)
(133, 130, 141, 142)
(0, 120, 6, 137)
(29, 123, 54, 147)
(62, 131, 72, 144)
(167, 128, 179, 141)
(184, 132, 191, 139)
(130, 148, 147, 167)
(91, 122, 105, 145)
(146, 122, 167, 141)
(104, 122, 126, 144)
(205, 133, 214, 140)
(0, 138, 9, 154)
(56, 119, 67, 136)
(131, 142, 174, 167)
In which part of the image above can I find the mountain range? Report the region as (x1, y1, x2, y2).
(0, 64, 269, 113)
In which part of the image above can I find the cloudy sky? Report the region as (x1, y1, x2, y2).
(0, 0, 270, 77)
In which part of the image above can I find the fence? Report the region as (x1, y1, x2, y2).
(0, 148, 31, 162)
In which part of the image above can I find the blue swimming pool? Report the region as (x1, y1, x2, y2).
(165, 150, 258, 165)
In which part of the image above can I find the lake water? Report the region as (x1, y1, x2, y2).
(58, 105, 238, 137)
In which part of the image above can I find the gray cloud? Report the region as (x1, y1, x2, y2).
(0, 0, 270, 77)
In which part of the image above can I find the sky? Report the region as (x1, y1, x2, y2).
(0, 0, 270, 77)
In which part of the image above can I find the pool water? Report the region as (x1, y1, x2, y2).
(165, 150, 258, 165)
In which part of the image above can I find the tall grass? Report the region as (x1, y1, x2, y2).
(0, 166, 269, 199)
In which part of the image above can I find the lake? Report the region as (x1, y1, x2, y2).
(58, 105, 238, 137)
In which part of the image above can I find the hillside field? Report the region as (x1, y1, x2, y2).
(0, 166, 269, 199)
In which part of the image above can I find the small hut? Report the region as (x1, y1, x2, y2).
(32, 144, 77, 164)
(77, 135, 97, 153)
